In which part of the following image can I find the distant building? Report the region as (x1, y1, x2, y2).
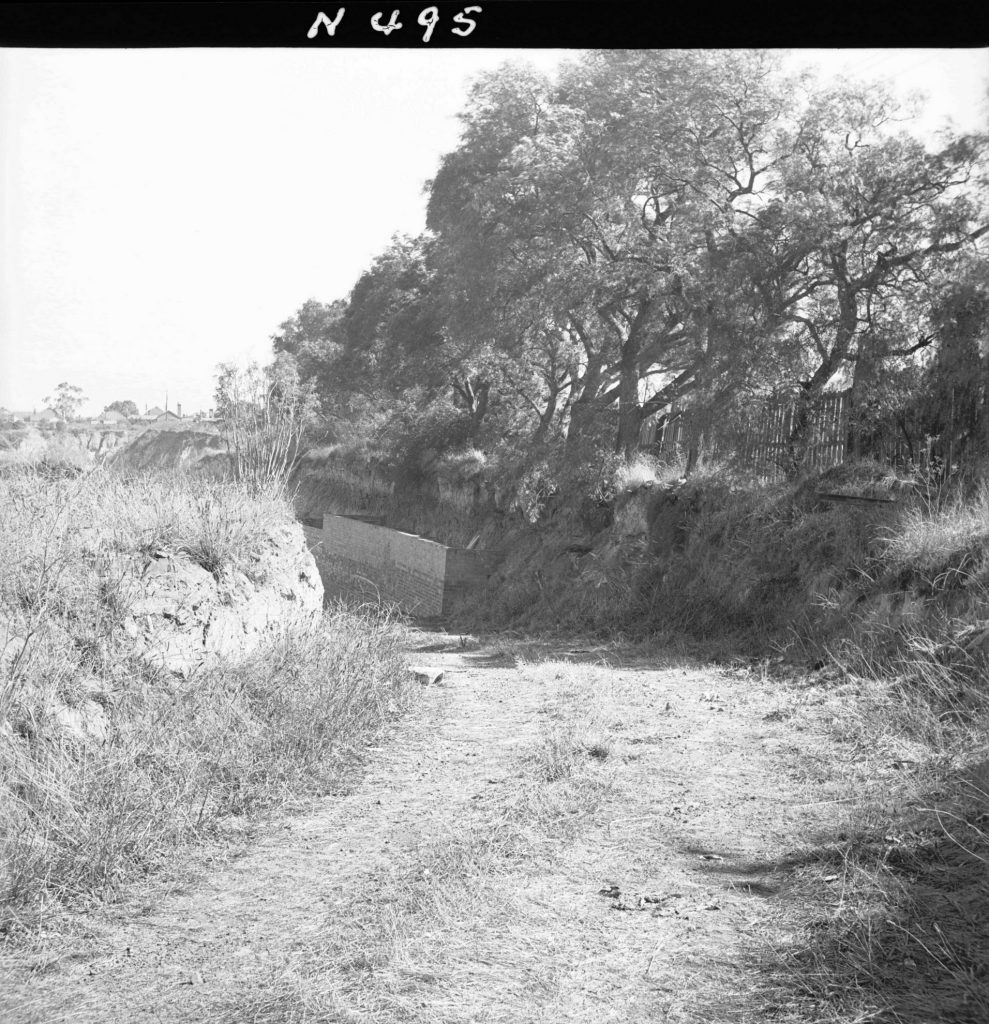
(142, 400, 189, 423)
(98, 409, 127, 425)
(3, 408, 60, 425)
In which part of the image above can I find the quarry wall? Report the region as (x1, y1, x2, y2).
(303, 514, 490, 618)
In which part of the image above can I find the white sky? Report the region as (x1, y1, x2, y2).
(1, 47, 987, 417)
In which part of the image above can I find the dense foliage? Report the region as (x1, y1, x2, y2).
(103, 400, 140, 418)
(274, 51, 988, 481)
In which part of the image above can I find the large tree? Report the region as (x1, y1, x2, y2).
(341, 234, 503, 438)
(427, 51, 799, 455)
(44, 382, 86, 421)
(279, 51, 987, 477)
(272, 299, 347, 399)
(427, 51, 988, 460)
(742, 82, 989, 459)
(104, 400, 139, 418)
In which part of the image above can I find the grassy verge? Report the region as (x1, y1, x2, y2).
(459, 462, 989, 653)
(1, 465, 412, 933)
(448, 460, 909, 644)
(753, 625, 989, 1023)
(883, 483, 989, 587)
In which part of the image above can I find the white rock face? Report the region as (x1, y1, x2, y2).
(1, 517, 324, 749)
(125, 520, 324, 678)
(53, 700, 110, 744)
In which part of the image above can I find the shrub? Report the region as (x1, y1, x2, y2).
(383, 398, 473, 486)
(214, 356, 321, 494)
(613, 453, 662, 491)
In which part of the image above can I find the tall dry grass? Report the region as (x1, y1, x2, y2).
(756, 481, 989, 1023)
(760, 647, 989, 1023)
(0, 465, 411, 933)
(883, 482, 989, 588)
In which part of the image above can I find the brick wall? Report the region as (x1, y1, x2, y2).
(303, 515, 490, 618)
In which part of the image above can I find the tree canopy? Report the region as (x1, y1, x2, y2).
(44, 383, 87, 421)
(274, 50, 988, 473)
(104, 400, 139, 418)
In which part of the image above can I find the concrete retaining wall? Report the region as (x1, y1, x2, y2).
(303, 514, 490, 618)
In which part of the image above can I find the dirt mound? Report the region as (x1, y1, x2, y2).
(110, 428, 228, 474)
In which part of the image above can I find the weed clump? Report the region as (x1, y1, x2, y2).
(883, 483, 989, 589)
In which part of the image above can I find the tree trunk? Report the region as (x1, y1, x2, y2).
(468, 381, 489, 436)
(788, 253, 858, 472)
(452, 377, 490, 437)
(614, 300, 652, 457)
(848, 349, 875, 460)
(532, 390, 558, 445)
(614, 366, 642, 457)
(566, 352, 605, 449)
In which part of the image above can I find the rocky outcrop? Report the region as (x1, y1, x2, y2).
(76, 430, 128, 458)
(2, 520, 324, 748)
(123, 521, 323, 679)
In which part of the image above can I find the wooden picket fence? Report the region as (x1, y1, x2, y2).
(640, 390, 852, 475)
(640, 384, 985, 476)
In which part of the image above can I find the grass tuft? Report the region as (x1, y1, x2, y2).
(883, 483, 989, 588)
(760, 608, 989, 1023)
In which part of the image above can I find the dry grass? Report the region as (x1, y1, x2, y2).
(503, 673, 617, 846)
(1, 607, 411, 934)
(0, 465, 412, 933)
(613, 453, 681, 492)
(0, 464, 289, 589)
(523, 686, 612, 781)
(203, 671, 618, 1024)
(755, 626, 989, 1023)
(882, 483, 989, 587)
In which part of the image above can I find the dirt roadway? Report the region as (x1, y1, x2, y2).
(2, 633, 848, 1024)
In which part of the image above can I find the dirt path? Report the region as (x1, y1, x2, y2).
(3, 632, 845, 1023)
